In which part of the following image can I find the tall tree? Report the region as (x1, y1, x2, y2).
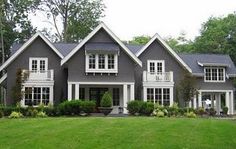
(129, 35, 151, 45)
(37, 0, 105, 42)
(193, 13, 236, 63)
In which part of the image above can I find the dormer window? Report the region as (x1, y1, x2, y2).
(86, 53, 118, 73)
(29, 58, 48, 72)
(204, 67, 225, 82)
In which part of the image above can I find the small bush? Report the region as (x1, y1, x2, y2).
(140, 102, 154, 116)
(26, 107, 38, 117)
(100, 92, 112, 107)
(222, 106, 228, 115)
(80, 101, 96, 114)
(157, 111, 165, 117)
(58, 100, 80, 115)
(186, 112, 197, 118)
(1, 107, 16, 116)
(37, 111, 47, 118)
(196, 107, 205, 116)
(44, 107, 59, 117)
(209, 108, 216, 116)
(127, 101, 142, 115)
(0, 110, 3, 118)
(9, 111, 23, 118)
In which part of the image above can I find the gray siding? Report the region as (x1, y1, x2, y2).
(67, 28, 136, 82)
(135, 40, 188, 105)
(6, 37, 67, 105)
(196, 78, 234, 90)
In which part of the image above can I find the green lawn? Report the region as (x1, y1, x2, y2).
(0, 117, 236, 149)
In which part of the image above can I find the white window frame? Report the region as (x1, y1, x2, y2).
(85, 53, 118, 73)
(204, 67, 225, 82)
(147, 60, 165, 73)
(29, 57, 48, 72)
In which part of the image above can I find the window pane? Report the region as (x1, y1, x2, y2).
(157, 62, 163, 73)
(113, 88, 120, 106)
(205, 68, 211, 80)
(42, 87, 50, 105)
(218, 68, 224, 81)
(155, 88, 162, 105)
(98, 54, 105, 69)
(40, 60, 46, 71)
(89, 54, 96, 69)
(108, 55, 115, 69)
(147, 88, 154, 103)
(25, 87, 32, 106)
(149, 62, 155, 73)
(79, 88, 85, 100)
(33, 87, 41, 106)
(212, 68, 218, 80)
(163, 88, 170, 106)
(32, 60, 37, 71)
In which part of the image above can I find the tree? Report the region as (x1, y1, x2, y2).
(37, 0, 105, 42)
(129, 35, 151, 45)
(192, 13, 236, 63)
(177, 73, 198, 107)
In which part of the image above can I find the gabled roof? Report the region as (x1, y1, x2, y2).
(179, 53, 236, 77)
(0, 32, 64, 72)
(136, 33, 192, 73)
(125, 44, 143, 55)
(61, 22, 142, 66)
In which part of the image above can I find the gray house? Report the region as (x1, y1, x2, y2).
(0, 23, 235, 114)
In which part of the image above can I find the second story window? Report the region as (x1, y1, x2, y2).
(204, 67, 225, 82)
(147, 60, 165, 73)
(29, 58, 48, 72)
(86, 53, 118, 73)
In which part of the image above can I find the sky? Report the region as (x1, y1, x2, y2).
(31, 0, 236, 41)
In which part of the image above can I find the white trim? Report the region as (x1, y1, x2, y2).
(69, 81, 135, 85)
(143, 81, 174, 87)
(136, 33, 192, 73)
(22, 81, 54, 86)
(0, 73, 7, 84)
(198, 61, 230, 67)
(0, 32, 63, 72)
(61, 22, 142, 67)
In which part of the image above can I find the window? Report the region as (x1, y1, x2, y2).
(89, 54, 96, 69)
(108, 54, 115, 69)
(147, 60, 165, 73)
(29, 58, 48, 72)
(79, 88, 85, 100)
(24, 87, 51, 106)
(98, 54, 105, 69)
(204, 67, 225, 82)
(113, 88, 120, 106)
(86, 53, 118, 73)
(147, 88, 171, 106)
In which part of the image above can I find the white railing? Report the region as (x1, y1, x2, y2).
(143, 71, 173, 82)
(22, 70, 54, 81)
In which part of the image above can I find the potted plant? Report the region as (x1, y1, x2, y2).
(222, 106, 228, 116)
(98, 92, 113, 116)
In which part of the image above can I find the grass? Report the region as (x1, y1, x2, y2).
(0, 117, 236, 149)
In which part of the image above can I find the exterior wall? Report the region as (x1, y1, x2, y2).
(196, 77, 234, 90)
(135, 40, 188, 106)
(6, 37, 67, 105)
(67, 29, 136, 83)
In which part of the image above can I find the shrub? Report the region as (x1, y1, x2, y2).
(157, 111, 165, 117)
(127, 101, 142, 115)
(26, 107, 38, 117)
(44, 107, 59, 117)
(9, 111, 23, 118)
(37, 111, 47, 118)
(208, 108, 216, 116)
(100, 92, 112, 107)
(186, 112, 197, 118)
(58, 100, 80, 115)
(222, 106, 228, 115)
(196, 107, 205, 116)
(1, 107, 16, 116)
(0, 110, 3, 118)
(140, 102, 154, 116)
(80, 101, 96, 114)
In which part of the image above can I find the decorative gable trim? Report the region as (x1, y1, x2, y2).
(61, 22, 142, 67)
(136, 33, 192, 73)
(0, 32, 64, 72)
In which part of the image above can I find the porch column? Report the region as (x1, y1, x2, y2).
(75, 83, 80, 100)
(123, 84, 128, 114)
(130, 84, 135, 101)
(189, 101, 192, 108)
(143, 87, 147, 102)
(193, 95, 197, 109)
(198, 91, 202, 108)
(170, 87, 174, 106)
(49, 86, 54, 105)
(68, 83, 72, 101)
(226, 91, 230, 114)
(230, 91, 234, 115)
(215, 93, 220, 115)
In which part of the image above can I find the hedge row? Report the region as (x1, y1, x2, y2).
(127, 101, 154, 116)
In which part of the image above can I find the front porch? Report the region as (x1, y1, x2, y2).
(67, 82, 135, 114)
(191, 90, 234, 115)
